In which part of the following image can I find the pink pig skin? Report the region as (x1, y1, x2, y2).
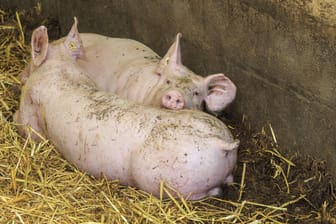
(76, 32, 237, 113)
(15, 19, 239, 200)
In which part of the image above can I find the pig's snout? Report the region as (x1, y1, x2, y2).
(161, 90, 184, 110)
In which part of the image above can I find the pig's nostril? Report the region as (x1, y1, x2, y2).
(166, 95, 171, 100)
(176, 99, 180, 103)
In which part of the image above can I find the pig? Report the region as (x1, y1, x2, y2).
(19, 30, 237, 113)
(15, 19, 239, 200)
(77, 33, 237, 112)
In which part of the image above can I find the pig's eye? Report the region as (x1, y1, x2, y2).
(193, 91, 199, 96)
(166, 80, 171, 85)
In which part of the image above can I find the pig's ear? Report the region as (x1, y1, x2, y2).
(156, 33, 182, 74)
(64, 17, 85, 59)
(31, 26, 49, 67)
(204, 73, 237, 112)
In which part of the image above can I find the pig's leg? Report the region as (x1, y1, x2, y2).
(161, 90, 184, 110)
(204, 174, 235, 198)
(184, 188, 223, 200)
(205, 175, 234, 198)
(206, 175, 234, 198)
(223, 174, 234, 184)
(207, 187, 224, 197)
(13, 110, 25, 135)
(15, 93, 45, 141)
(17, 62, 32, 85)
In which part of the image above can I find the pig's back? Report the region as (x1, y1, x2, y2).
(81, 33, 160, 66)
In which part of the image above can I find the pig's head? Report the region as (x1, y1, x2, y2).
(155, 33, 237, 113)
(18, 17, 85, 84)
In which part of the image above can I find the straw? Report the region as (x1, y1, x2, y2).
(0, 6, 335, 223)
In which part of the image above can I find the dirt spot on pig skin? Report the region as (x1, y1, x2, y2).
(144, 56, 160, 63)
(85, 89, 140, 122)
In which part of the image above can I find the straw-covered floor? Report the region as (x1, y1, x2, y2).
(0, 7, 335, 223)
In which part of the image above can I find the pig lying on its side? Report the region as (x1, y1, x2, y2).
(15, 19, 239, 200)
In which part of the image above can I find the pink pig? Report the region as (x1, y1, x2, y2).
(77, 33, 237, 112)
(15, 18, 239, 200)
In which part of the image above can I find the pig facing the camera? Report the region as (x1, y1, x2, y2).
(78, 33, 237, 112)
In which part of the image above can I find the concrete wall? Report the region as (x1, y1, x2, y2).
(3, 1, 336, 172)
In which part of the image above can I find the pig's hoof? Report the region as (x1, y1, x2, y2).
(13, 110, 20, 123)
(207, 187, 223, 197)
(223, 174, 234, 185)
(161, 90, 184, 110)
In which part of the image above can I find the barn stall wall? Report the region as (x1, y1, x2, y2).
(4, 0, 336, 173)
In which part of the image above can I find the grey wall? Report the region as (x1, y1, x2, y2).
(4, 0, 336, 172)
